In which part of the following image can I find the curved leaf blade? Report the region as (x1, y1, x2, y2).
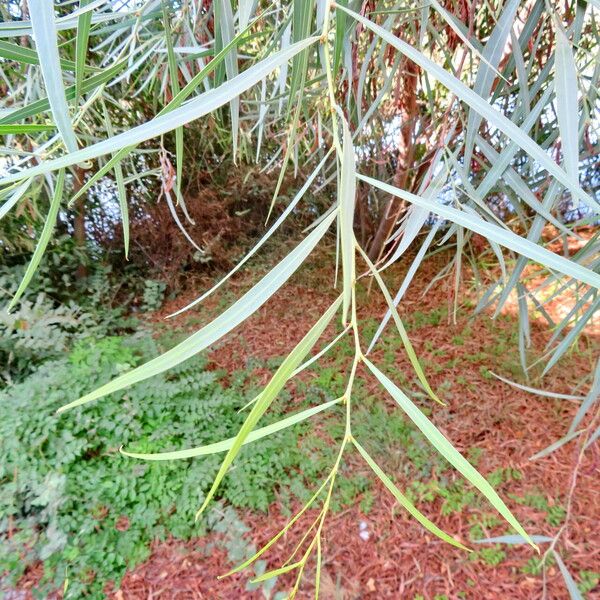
(358, 174, 600, 290)
(1, 37, 319, 185)
(555, 26, 580, 183)
(554, 551, 584, 600)
(339, 114, 356, 325)
(75, 0, 93, 101)
(121, 397, 342, 460)
(195, 294, 343, 519)
(57, 209, 336, 413)
(363, 356, 536, 550)
(168, 149, 334, 317)
(463, 0, 520, 167)
(353, 439, 469, 551)
(7, 170, 65, 312)
(337, 4, 597, 211)
(29, 1, 78, 152)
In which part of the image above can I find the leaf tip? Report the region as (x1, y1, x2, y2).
(194, 499, 210, 522)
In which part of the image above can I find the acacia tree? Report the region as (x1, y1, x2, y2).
(1, 0, 599, 596)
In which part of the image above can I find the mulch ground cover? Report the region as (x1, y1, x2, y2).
(16, 244, 599, 599)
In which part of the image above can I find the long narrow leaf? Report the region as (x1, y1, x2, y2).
(168, 149, 334, 317)
(122, 397, 342, 460)
(554, 25, 580, 183)
(0, 40, 80, 71)
(568, 359, 600, 433)
(0, 55, 127, 126)
(363, 356, 536, 549)
(75, 0, 93, 101)
(475, 535, 553, 545)
(7, 170, 65, 311)
(337, 5, 597, 211)
(251, 562, 301, 584)
(0, 178, 34, 220)
(1, 37, 319, 185)
(0, 124, 55, 134)
(195, 294, 343, 519)
(339, 114, 356, 325)
(530, 429, 584, 460)
(368, 223, 440, 353)
(29, 1, 78, 152)
(218, 0, 240, 161)
(490, 371, 584, 403)
(356, 243, 442, 405)
(57, 209, 336, 413)
(358, 174, 600, 290)
(102, 103, 129, 257)
(463, 0, 520, 168)
(353, 439, 468, 550)
(542, 296, 600, 375)
(554, 551, 584, 600)
(221, 475, 332, 578)
(163, 4, 185, 196)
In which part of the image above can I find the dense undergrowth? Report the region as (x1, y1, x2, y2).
(0, 333, 308, 598)
(0, 250, 301, 597)
(0, 237, 156, 386)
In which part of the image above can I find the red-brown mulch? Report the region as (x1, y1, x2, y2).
(110, 248, 599, 599)
(15, 245, 600, 599)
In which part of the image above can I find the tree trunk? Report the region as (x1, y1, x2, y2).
(72, 167, 88, 279)
(368, 58, 419, 262)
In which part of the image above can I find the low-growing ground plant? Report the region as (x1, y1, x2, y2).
(0, 334, 311, 597)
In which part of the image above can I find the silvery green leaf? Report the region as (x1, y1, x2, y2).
(1, 37, 319, 185)
(29, 1, 78, 152)
(58, 208, 335, 412)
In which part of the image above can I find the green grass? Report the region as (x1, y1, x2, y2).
(509, 491, 567, 526)
(472, 545, 507, 566)
(577, 571, 600, 596)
